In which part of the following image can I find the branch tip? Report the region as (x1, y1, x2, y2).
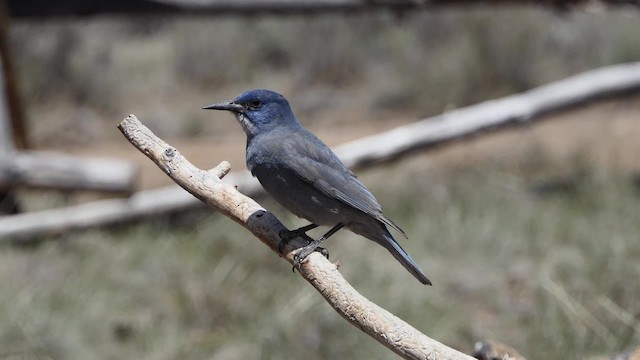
(210, 161, 232, 178)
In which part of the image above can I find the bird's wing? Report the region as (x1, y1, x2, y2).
(312, 173, 407, 238)
(277, 130, 407, 238)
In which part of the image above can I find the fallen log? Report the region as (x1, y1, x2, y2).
(337, 62, 640, 168)
(0, 151, 139, 194)
(0, 185, 198, 239)
(0, 172, 259, 240)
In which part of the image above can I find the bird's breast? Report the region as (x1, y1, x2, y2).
(250, 164, 349, 226)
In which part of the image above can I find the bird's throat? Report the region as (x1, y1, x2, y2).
(236, 113, 259, 138)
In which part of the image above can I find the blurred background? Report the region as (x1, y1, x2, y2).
(1, 1, 639, 359)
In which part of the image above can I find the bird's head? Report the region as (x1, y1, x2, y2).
(203, 89, 298, 138)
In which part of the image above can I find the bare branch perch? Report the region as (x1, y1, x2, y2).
(117, 114, 473, 360)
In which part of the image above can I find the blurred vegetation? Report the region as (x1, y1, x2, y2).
(11, 8, 640, 145)
(3, 5, 640, 360)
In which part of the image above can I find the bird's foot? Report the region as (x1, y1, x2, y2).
(291, 245, 329, 272)
(287, 223, 342, 271)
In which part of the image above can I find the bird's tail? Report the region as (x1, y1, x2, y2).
(350, 221, 432, 285)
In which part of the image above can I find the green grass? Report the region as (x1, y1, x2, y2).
(1, 159, 639, 359)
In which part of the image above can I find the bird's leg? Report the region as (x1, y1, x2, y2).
(278, 223, 318, 253)
(293, 223, 344, 269)
(290, 223, 319, 239)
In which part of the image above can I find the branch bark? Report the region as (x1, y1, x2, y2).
(117, 114, 473, 360)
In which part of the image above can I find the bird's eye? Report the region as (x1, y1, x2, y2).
(248, 100, 262, 109)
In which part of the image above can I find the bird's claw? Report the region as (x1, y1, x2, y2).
(318, 247, 329, 259)
(279, 224, 330, 272)
(291, 246, 329, 272)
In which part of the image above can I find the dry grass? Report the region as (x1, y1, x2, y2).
(1, 155, 639, 359)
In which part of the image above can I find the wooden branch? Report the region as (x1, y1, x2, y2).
(6, 0, 640, 18)
(116, 114, 473, 360)
(1, 62, 639, 238)
(0, 151, 139, 193)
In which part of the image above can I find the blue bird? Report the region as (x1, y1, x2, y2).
(203, 89, 431, 285)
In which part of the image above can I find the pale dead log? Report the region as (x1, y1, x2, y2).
(0, 151, 139, 193)
(1, 62, 639, 238)
(0, 170, 260, 240)
(0, 185, 201, 238)
(0, 43, 136, 195)
(116, 114, 473, 360)
(336, 62, 640, 168)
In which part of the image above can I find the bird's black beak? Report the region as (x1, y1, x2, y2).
(202, 101, 244, 113)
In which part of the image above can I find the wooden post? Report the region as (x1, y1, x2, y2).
(0, 0, 23, 213)
(0, 0, 27, 149)
(0, 6, 18, 214)
(0, 55, 11, 152)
